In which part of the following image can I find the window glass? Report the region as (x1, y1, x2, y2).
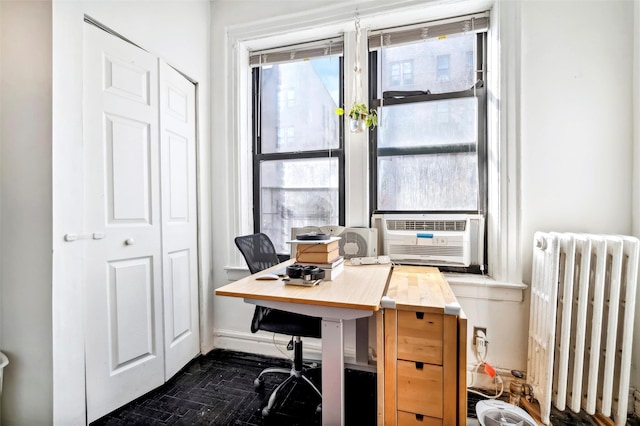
(373, 30, 485, 213)
(377, 153, 478, 211)
(378, 98, 477, 149)
(254, 55, 344, 253)
(380, 33, 476, 94)
(260, 158, 340, 253)
(260, 59, 340, 154)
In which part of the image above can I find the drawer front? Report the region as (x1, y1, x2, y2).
(397, 360, 443, 418)
(397, 411, 442, 426)
(397, 310, 443, 365)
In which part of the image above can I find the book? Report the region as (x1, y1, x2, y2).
(284, 277, 323, 287)
(296, 240, 339, 254)
(294, 256, 344, 269)
(321, 260, 344, 281)
(287, 236, 340, 244)
(296, 248, 340, 264)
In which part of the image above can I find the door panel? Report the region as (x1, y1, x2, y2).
(84, 23, 164, 423)
(160, 62, 200, 379)
(167, 250, 192, 342)
(108, 258, 156, 369)
(103, 53, 151, 104)
(106, 115, 152, 222)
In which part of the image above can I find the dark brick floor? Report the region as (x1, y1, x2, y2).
(90, 349, 640, 426)
(91, 349, 376, 426)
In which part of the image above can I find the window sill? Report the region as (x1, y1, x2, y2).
(443, 272, 527, 302)
(224, 266, 250, 283)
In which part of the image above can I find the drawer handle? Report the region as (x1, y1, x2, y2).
(415, 362, 424, 370)
(415, 414, 424, 422)
(415, 312, 424, 320)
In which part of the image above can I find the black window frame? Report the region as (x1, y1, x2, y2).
(368, 32, 488, 219)
(251, 59, 346, 254)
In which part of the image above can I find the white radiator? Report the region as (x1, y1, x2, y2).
(527, 232, 639, 425)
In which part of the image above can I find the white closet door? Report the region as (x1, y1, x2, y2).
(83, 24, 164, 422)
(159, 62, 200, 379)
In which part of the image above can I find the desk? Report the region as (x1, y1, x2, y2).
(216, 261, 393, 426)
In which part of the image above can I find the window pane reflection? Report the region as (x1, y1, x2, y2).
(260, 158, 339, 252)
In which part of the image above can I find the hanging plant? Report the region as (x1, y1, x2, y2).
(335, 103, 378, 131)
(334, 16, 378, 133)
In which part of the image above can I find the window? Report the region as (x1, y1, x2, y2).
(436, 54, 450, 81)
(278, 87, 295, 108)
(369, 14, 488, 214)
(276, 127, 295, 150)
(390, 60, 414, 86)
(251, 39, 344, 254)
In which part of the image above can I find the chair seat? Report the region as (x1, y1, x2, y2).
(257, 308, 321, 338)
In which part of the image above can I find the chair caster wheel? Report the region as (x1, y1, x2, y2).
(316, 403, 322, 414)
(262, 407, 270, 417)
(254, 377, 264, 389)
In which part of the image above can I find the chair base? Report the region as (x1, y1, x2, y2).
(254, 366, 291, 387)
(260, 369, 322, 417)
(254, 337, 322, 418)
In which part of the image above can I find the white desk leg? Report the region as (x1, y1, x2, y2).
(322, 318, 344, 426)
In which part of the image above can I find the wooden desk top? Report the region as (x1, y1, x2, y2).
(384, 265, 458, 313)
(216, 260, 393, 311)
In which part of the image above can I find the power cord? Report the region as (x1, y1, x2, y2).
(468, 330, 504, 399)
(273, 333, 293, 361)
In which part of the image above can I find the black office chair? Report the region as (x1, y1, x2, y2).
(234, 233, 322, 417)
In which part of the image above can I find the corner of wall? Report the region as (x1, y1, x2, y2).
(631, 0, 640, 409)
(0, 0, 4, 355)
(1, 0, 54, 423)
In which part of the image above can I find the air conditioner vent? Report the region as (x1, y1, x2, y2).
(386, 219, 467, 232)
(390, 244, 464, 257)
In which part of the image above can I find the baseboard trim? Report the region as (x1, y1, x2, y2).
(213, 328, 357, 362)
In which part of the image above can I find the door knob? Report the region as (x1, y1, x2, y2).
(125, 238, 135, 245)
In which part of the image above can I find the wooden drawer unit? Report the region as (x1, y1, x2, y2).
(397, 310, 443, 365)
(377, 266, 466, 426)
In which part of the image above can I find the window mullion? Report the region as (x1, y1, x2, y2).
(377, 143, 477, 158)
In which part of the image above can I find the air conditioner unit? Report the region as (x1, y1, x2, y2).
(290, 226, 378, 259)
(371, 213, 485, 267)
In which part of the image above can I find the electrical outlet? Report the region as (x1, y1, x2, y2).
(473, 327, 487, 346)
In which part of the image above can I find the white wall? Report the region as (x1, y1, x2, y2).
(518, 0, 637, 387)
(0, 1, 53, 423)
(210, 0, 640, 399)
(519, 0, 634, 270)
(1, 1, 211, 424)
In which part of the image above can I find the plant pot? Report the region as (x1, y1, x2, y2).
(350, 118, 366, 133)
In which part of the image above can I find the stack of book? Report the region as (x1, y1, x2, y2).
(295, 240, 344, 280)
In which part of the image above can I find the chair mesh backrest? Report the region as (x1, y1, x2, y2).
(234, 233, 280, 274)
